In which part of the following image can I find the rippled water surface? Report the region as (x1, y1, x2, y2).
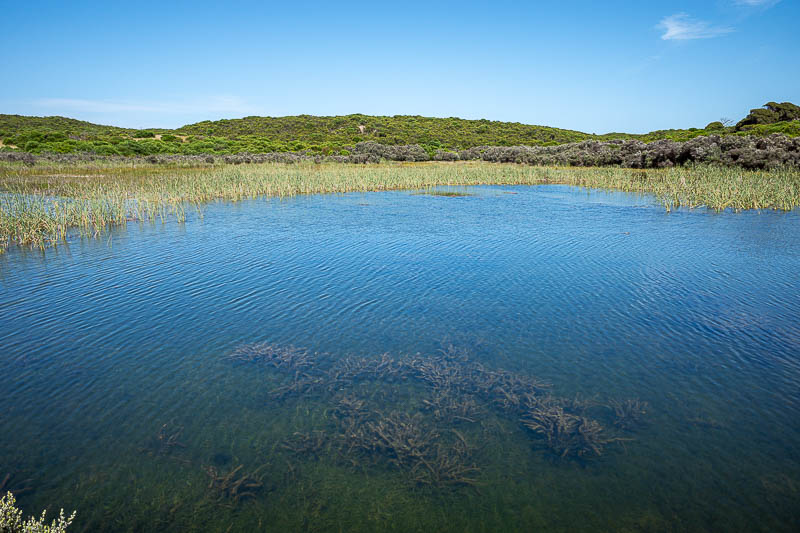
(2, 185, 799, 532)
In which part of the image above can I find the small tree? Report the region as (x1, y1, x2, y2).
(0, 492, 76, 533)
(736, 102, 800, 129)
(765, 102, 800, 121)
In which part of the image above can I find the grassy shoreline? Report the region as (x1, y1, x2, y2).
(1, 161, 799, 251)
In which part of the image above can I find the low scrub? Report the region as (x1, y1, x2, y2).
(4, 133, 798, 170)
(450, 134, 800, 170)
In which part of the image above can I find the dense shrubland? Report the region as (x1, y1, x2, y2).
(0, 114, 592, 156)
(448, 133, 800, 169)
(2, 134, 798, 170)
(736, 102, 800, 129)
(1, 103, 798, 159)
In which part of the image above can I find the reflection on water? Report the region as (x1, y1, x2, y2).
(1, 185, 799, 532)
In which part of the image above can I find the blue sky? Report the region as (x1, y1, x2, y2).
(1, 0, 797, 133)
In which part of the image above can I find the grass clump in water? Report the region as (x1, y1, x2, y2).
(412, 188, 474, 197)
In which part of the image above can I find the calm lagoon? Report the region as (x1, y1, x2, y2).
(2, 185, 799, 532)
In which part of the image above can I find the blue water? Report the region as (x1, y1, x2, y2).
(1, 185, 799, 532)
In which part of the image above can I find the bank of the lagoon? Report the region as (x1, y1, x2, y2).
(1, 162, 799, 251)
(1, 185, 799, 531)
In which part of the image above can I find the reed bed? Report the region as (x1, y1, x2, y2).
(1, 161, 798, 251)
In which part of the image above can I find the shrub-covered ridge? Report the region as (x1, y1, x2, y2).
(3, 134, 799, 170)
(1, 103, 798, 157)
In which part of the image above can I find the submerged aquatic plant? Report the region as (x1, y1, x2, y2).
(609, 398, 649, 430)
(521, 404, 619, 458)
(153, 421, 186, 455)
(226, 342, 640, 465)
(342, 411, 480, 487)
(138, 421, 192, 468)
(0, 473, 33, 498)
(228, 342, 312, 370)
(422, 389, 482, 424)
(204, 464, 267, 505)
(281, 431, 330, 458)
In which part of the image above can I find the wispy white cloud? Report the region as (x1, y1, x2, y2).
(658, 13, 733, 40)
(34, 96, 257, 115)
(734, 0, 779, 6)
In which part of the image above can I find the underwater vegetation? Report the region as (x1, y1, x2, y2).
(520, 403, 624, 458)
(214, 342, 649, 498)
(88, 342, 653, 524)
(0, 473, 33, 498)
(609, 398, 649, 431)
(139, 421, 189, 462)
(339, 411, 481, 488)
(204, 464, 267, 506)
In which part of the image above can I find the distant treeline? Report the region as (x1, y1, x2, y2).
(4, 133, 798, 170)
(0, 102, 798, 158)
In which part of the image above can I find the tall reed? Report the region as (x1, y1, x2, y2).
(1, 162, 798, 251)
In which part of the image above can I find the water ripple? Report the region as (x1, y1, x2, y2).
(1, 185, 799, 530)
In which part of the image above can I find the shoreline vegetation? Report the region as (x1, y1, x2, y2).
(1, 161, 799, 252)
(3, 132, 800, 170)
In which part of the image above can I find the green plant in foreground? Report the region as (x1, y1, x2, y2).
(0, 492, 75, 533)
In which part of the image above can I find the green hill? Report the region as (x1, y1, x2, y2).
(175, 114, 592, 149)
(1, 105, 798, 157)
(0, 115, 131, 138)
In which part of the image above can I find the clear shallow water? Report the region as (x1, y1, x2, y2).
(1, 184, 799, 532)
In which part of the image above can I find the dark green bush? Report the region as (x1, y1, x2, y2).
(23, 140, 41, 152)
(737, 102, 800, 129)
(766, 102, 800, 121)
